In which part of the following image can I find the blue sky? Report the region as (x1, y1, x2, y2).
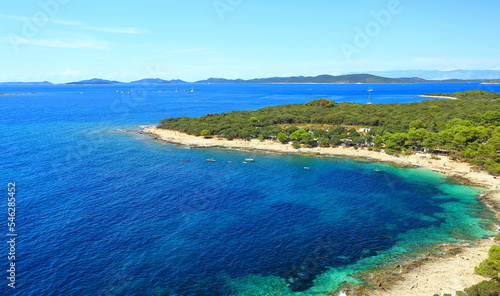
(1, 0, 499, 83)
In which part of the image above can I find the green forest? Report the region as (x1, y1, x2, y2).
(158, 90, 500, 174)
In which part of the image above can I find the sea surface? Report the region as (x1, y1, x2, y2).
(1, 83, 500, 295)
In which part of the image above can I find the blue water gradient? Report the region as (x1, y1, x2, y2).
(1, 83, 499, 295)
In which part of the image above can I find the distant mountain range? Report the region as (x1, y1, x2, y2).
(363, 70, 500, 80)
(66, 78, 124, 85)
(0, 81, 53, 85)
(65, 78, 187, 85)
(129, 78, 187, 84)
(194, 74, 493, 84)
(3, 72, 500, 85)
(195, 74, 405, 84)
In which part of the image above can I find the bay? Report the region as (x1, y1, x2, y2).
(1, 83, 499, 295)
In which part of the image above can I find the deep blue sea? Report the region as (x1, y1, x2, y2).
(1, 83, 500, 295)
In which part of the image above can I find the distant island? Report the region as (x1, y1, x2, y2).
(129, 78, 187, 84)
(194, 74, 493, 84)
(0, 81, 53, 85)
(196, 74, 405, 84)
(483, 80, 500, 84)
(66, 78, 124, 85)
(68, 74, 417, 85)
(65, 78, 187, 85)
(0, 92, 38, 95)
(363, 69, 500, 80)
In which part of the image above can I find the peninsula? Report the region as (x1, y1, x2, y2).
(0, 92, 38, 95)
(145, 90, 500, 295)
(483, 80, 500, 84)
(155, 90, 500, 174)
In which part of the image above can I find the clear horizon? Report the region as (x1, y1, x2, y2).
(2, 71, 500, 84)
(2, 0, 499, 83)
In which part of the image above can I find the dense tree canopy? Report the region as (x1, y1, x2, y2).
(158, 91, 500, 174)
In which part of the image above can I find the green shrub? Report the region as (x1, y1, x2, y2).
(475, 246, 500, 278)
(200, 129, 211, 137)
(463, 279, 500, 296)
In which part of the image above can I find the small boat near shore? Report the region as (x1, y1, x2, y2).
(244, 158, 255, 162)
(205, 158, 216, 162)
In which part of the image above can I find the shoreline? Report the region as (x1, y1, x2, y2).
(364, 238, 496, 296)
(418, 94, 458, 100)
(143, 126, 500, 295)
(0, 92, 38, 95)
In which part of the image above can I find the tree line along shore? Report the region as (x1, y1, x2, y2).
(158, 90, 500, 174)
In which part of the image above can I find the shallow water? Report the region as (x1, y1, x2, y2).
(1, 83, 499, 295)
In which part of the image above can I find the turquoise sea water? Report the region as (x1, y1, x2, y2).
(1, 83, 499, 295)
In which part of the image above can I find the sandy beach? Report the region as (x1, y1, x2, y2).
(143, 126, 500, 295)
(418, 94, 458, 100)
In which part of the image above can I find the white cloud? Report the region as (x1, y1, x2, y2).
(8, 37, 110, 50)
(84, 26, 146, 34)
(0, 14, 30, 21)
(45, 18, 84, 26)
(0, 13, 83, 26)
(0, 13, 144, 34)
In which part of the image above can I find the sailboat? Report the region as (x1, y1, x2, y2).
(367, 87, 373, 104)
